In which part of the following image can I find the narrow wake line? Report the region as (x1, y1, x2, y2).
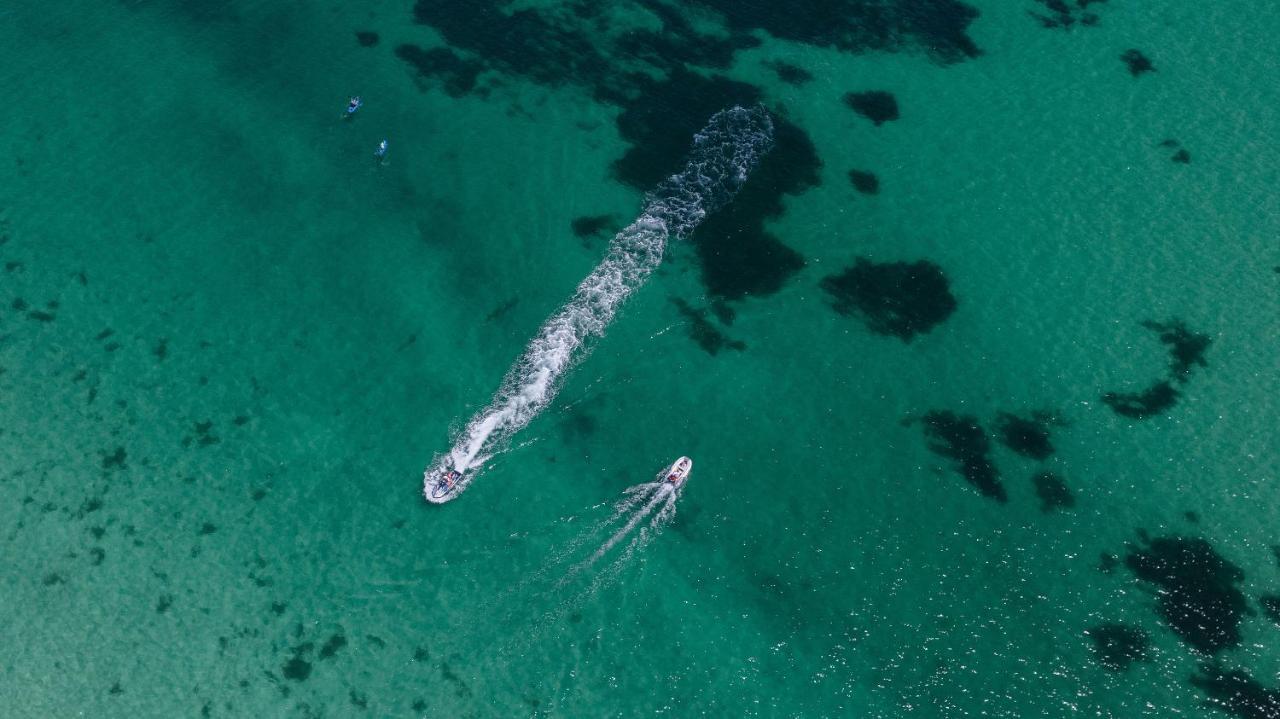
(423, 106, 773, 502)
(496, 474, 685, 654)
(561, 482, 674, 585)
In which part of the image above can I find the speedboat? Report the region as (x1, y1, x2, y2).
(661, 456, 692, 487)
(425, 467, 462, 503)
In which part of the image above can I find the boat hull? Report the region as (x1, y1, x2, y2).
(662, 456, 693, 487)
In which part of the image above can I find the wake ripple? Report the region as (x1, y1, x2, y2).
(492, 472, 688, 654)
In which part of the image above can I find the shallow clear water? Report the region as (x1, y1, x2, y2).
(1, 0, 1277, 716)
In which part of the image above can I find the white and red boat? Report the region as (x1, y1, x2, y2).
(661, 456, 693, 487)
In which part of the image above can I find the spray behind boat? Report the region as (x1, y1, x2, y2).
(422, 104, 773, 504)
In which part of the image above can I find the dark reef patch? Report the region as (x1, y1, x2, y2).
(615, 1, 759, 72)
(441, 660, 472, 698)
(848, 169, 880, 195)
(410, 0, 982, 92)
(681, 112, 816, 301)
(355, 31, 379, 47)
(915, 411, 1005, 502)
(671, 298, 745, 355)
(1190, 666, 1280, 719)
(1102, 320, 1209, 418)
(821, 258, 957, 342)
(319, 633, 347, 660)
(610, 67, 761, 186)
(994, 411, 1058, 460)
(102, 447, 127, 471)
(1098, 552, 1120, 573)
(1125, 535, 1247, 654)
(559, 408, 597, 441)
(606, 69, 817, 301)
(843, 91, 899, 126)
(484, 297, 519, 322)
(710, 299, 735, 325)
(1086, 623, 1150, 671)
(1102, 380, 1179, 419)
(406, 0, 992, 302)
(406, 1, 610, 93)
(395, 45, 486, 98)
(764, 59, 812, 85)
(698, 0, 982, 63)
(1260, 595, 1280, 626)
(570, 214, 616, 241)
(282, 654, 312, 682)
(1158, 139, 1192, 164)
(1029, 0, 1106, 29)
(1120, 49, 1154, 76)
(1142, 319, 1211, 381)
(183, 420, 220, 448)
(1032, 471, 1075, 512)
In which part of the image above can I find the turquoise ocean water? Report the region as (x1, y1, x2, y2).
(1, 0, 1278, 716)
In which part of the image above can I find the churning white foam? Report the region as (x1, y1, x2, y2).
(424, 106, 773, 502)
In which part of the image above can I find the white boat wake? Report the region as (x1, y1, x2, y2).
(560, 479, 680, 585)
(484, 468, 688, 651)
(423, 106, 773, 503)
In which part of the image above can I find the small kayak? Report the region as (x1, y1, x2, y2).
(661, 456, 693, 487)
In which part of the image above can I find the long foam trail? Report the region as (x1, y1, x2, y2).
(424, 106, 774, 502)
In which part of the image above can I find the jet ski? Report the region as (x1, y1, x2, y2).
(425, 467, 462, 502)
(662, 456, 692, 487)
(345, 96, 363, 116)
